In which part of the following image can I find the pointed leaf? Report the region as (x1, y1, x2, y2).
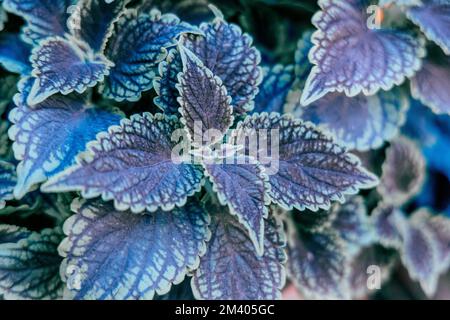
(60, 198, 210, 300)
(9, 77, 122, 199)
(252, 65, 295, 114)
(297, 87, 410, 151)
(153, 48, 182, 114)
(406, 0, 450, 55)
(378, 136, 426, 206)
(0, 161, 16, 210)
(192, 210, 286, 300)
(28, 37, 113, 105)
(231, 113, 378, 211)
(177, 47, 234, 147)
(410, 57, 450, 115)
(3, 0, 72, 45)
(411, 209, 450, 274)
(181, 18, 262, 113)
(398, 215, 440, 297)
(287, 221, 349, 299)
(330, 196, 373, 254)
(0, 226, 64, 299)
(371, 203, 407, 249)
(300, 0, 425, 105)
(0, 33, 32, 75)
(43, 113, 204, 213)
(69, 0, 129, 53)
(101, 9, 200, 102)
(203, 154, 269, 255)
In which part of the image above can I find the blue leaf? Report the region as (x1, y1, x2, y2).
(378, 136, 426, 206)
(398, 212, 440, 297)
(101, 9, 200, 102)
(406, 0, 450, 55)
(27, 37, 113, 105)
(177, 46, 234, 147)
(411, 209, 450, 275)
(192, 207, 286, 300)
(9, 77, 123, 199)
(181, 17, 262, 113)
(0, 33, 32, 75)
(0, 225, 31, 244)
(402, 100, 450, 181)
(60, 198, 210, 300)
(300, 0, 426, 105)
(330, 196, 373, 255)
(296, 88, 410, 151)
(0, 161, 16, 209)
(69, 0, 129, 53)
(252, 65, 295, 114)
(42, 113, 204, 213)
(3, 0, 72, 45)
(203, 153, 269, 255)
(371, 203, 407, 249)
(0, 226, 64, 299)
(286, 218, 349, 299)
(153, 48, 182, 114)
(231, 113, 379, 211)
(411, 57, 450, 115)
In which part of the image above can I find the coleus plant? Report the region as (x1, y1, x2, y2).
(0, 0, 448, 300)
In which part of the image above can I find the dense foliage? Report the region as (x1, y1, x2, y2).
(0, 0, 449, 300)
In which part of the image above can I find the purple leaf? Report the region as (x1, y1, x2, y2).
(398, 214, 440, 297)
(28, 37, 113, 105)
(59, 198, 210, 300)
(330, 196, 373, 255)
(42, 113, 204, 213)
(0, 226, 64, 299)
(177, 46, 234, 147)
(153, 48, 182, 114)
(300, 0, 425, 105)
(410, 57, 450, 115)
(371, 203, 407, 249)
(9, 77, 122, 199)
(378, 136, 426, 206)
(252, 65, 295, 114)
(231, 113, 379, 211)
(3, 0, 72, 45)
(406, 0, 450, 55)
(101, 9, 200, 102)
(286, 220, 349, 299)
(181, 17, 262, 113)
(348, 245, 397, 299)
(69, 0, 129, 53)
(411, 209, 450, 275)
(137, 0, 214, 24)
(296, 87, 410, 152)
(0, 33, 32, 75)
(192, 209, 286, 300)
(0, 161, 16, 209)
(203, 154, 269, 255)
